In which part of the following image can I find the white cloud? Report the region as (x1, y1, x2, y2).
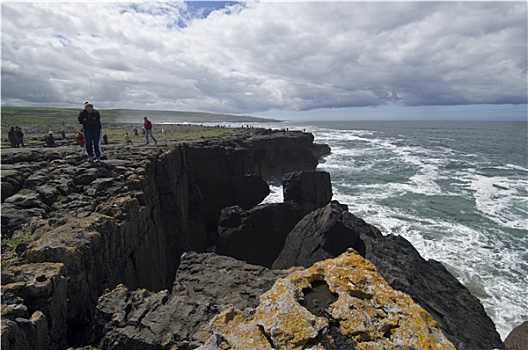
(1, 1, 526, 115)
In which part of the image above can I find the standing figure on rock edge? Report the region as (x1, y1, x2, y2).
(143, 116, 158, 145)
(78, 102, 103, 162)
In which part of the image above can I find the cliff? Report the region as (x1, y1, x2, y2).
(0, 128, 506, 350)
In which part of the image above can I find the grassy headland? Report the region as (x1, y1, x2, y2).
(1, 107, 280, 147)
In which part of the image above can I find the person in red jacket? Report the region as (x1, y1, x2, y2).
(75, 129, 85, 148)
(143, 116, 157, 145)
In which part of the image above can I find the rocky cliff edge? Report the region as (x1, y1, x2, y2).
(0, 128, 508, 350)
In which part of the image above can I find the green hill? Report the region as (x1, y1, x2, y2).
(1, 106, 279, 126)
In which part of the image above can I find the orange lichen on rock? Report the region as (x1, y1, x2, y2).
(208, 249, 456, 350)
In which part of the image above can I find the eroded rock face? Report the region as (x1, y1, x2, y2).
(272, 200, 361, 269)
(216, 202, 305, 268)
(93, 252, 294, 349)
(1, 263, 67, 350)
(216, 171, 333, 268)
(282, 170, 333, 213)
(206, 249, 456, 350)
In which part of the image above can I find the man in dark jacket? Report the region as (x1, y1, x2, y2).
(78, 102, 102, 162)
(14, 126, 24, 147)
(7, 127, 17, 147)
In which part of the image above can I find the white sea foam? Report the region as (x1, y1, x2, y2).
(264, 121, 526, 339)
(468, 174, 528, 230)
(338, 190, 528, 339)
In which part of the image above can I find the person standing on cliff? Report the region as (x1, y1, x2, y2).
(14, 126, 24, 147)
(8, 127, 18, 147)
(78, 102, 103, 162)
(75, 129, 85, 148)
(143, 116, 158, 145)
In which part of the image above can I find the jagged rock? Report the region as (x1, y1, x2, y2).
(24, 170, 51, 188)
(216, 170, 333, 268)
(206, 249, 455, 350)
(283, 170, 333, 212)
(94, 252, 293, 349)
(273, 199, 506, 349)
(1, 163, 44, 203)
(504, 321, 528, 350)
(308, 142, 332, 159)
(224, 174, 270, 209)
(238, 131, 320, 178)
(1, 263, 67, 350)
(216, 201, 305, 268)
(36, 184, 61, 206)
(1, 203, 46, 238)
(4, 192, 48, 210)
(272, 201, 361, 269)
(199, 174, 271, 248)
(1, 180, 17, 201)
(1, 312, 50, 350)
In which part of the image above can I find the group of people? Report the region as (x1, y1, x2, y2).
(7, 126, 24, 148)
(6, 102, 160, 162)
(76, 101, 160, 163)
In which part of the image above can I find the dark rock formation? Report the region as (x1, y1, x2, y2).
(216, 202, 305, 268)
(272, 201, 361, 269)
(282, 170, 333, 213)
(273, 200, 506, 350)
(1, 263, 67, 350)
(93, 252, 293, 349)
(237, 131, 320, 178)
(216, 171, 332, 268)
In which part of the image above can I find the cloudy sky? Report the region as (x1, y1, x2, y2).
(1, 1, 527, 120)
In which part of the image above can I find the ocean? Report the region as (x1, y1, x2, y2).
(260, 120, 527, 340)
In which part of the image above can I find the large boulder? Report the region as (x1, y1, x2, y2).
(283, 170, 332, 213)
(216, 202, 305, 268)
(205, 250, 455, 350)
(272, 201, 363, 269)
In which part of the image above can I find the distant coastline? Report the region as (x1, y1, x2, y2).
(0, 106, 281, 125)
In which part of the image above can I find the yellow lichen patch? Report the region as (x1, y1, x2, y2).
(255, 278, 328, 348)
(210, 306, 274, 349)
(209, 250, 456, 350)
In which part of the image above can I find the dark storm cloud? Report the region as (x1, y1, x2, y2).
(1, 1, 526, 114)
